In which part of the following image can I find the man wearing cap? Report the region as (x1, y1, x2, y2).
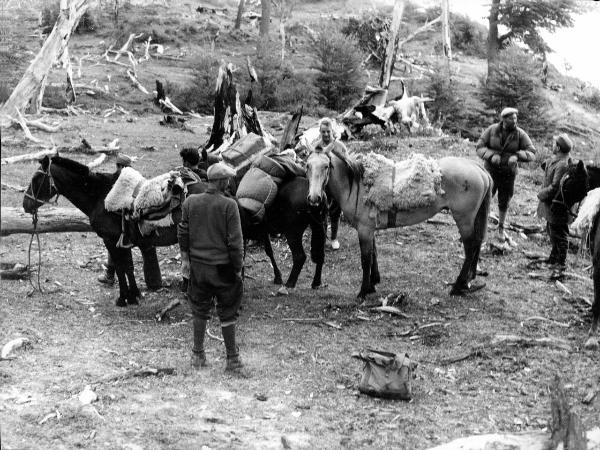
(537, 133, 574, 278)
(98, 153, 133, 285)
(476, 108, 536, 240)
(177, 162, 247, 375)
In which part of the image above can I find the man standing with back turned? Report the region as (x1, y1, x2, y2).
(476, 108, 536, 241)
(177, 162, 247, 375)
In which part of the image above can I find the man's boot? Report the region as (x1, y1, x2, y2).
(191, 318, 207, 369)
(222, 323, 249, 377)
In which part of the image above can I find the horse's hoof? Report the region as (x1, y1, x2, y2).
(127, 296, 140, 306)
(450, 281, 486, 296)
(277, 286, 289, 296)
(584, 336, 599, 351)
(331, 239, 340, 250)
(311, 283, 321, 290)
(116, 298, 127, 307)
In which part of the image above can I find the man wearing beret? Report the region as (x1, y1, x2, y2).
(177, 162, 247, 376)
(476, 108, 536, 241)
(98, 153, 133, 285)
(537, 133, 574, 279)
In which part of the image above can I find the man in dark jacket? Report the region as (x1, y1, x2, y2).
(177, 162, 247, 375)
(537, 133, 573, 278)
(476, 108, 536, 241)
(180, 147, 207, 181)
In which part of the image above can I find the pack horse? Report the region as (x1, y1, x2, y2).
(306, 148, 493, 298)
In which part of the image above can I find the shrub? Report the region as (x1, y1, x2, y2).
(480, 45, 557, 139)
(273, 73, 318, 112)
(425, 63, 465, 129)
(40, 3, 98, 34)
(167, 53, 221, 114)
(450, 14, 487, 57)
(341, 13, 389, 64)
(576, 84, 600, 111)
(312, 29, 364, 112)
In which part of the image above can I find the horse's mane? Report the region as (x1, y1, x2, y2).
(331, 147, 364, 191)
(52, 155, 115, 196)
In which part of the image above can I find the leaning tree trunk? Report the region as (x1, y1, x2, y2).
(234, 0, 245, 30)
(487, 0, 500, 79)
(0, 0, 88, 127)
(379, 0, 405, 89)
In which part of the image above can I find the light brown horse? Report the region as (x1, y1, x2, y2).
(306, 148, 493, 298)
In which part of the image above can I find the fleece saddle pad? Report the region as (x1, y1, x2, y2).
(572, 187, 600, 236)
(362, 152, 444, 212)
(104, 167, 146, 212)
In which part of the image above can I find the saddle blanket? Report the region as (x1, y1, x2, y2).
(362, 152, 444, 212)
(571, 187, 600, 236)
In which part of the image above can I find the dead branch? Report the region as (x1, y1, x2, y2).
(396, 56, 434, 74)
(25, 118, 61, 133)
(113, 33, 143, 61)
(521, 316, 570, 328)
(1, 182, 26, 192)
(1, 148, 56, 165)
(398, 16, 441, 49)
(8, 108, 44, 144)
(1, 206, 93, 236)
(155, 299, 180, 322)
(62, 46, 76, 103)
(159, 98, 183, 115)
(87, 153, 106, 168)
(439, 333, 572, 365)
(206, 328, 224, 342)
(370, 305, 410, 318)
(92, 366, 175, 386)
(126, 69, 149, 95)
(0, 263, 30, 280)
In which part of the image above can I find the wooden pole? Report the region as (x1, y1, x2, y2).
(379, 0, 405, 89)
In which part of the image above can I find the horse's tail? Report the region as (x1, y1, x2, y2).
(474, 170, 493, 242)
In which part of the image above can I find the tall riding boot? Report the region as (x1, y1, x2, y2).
(222, 323, 247, 375)
(497, 209, 508, 241)
(191, 318, 207, 369)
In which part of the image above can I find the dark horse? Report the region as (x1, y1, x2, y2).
(555, 160, 600, 350)
(239, 176, 327, 293)
(22, 155, 202, 306)
(23, 155, 327, 306)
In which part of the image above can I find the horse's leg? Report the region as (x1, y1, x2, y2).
(140, 245, 162, 290)
(309, 215, 326, 289)
(329, 200, 341, 250)
(357, 226, 375, 299)
(105, 241, 128, 307)
(585, 237, 600, 350)
(283, 230, 306, 289)
(124, 249, 140, 305)
(263, 231, 283, 285)
(370, 236, 380, 286)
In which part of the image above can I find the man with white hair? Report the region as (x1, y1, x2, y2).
(476, 108, 536, 241)
(178, 162, 247, 375)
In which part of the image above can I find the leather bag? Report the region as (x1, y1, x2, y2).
(352, 349, 414, 400)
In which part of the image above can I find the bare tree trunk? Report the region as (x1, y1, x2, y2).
(257, 0, 271, 53)
(0, 0, 89, 127)
(280, 20, 285, 61)
(234, 0, 245, 30)
(487, 0, 500, 78)
(441, 0, 452, 59)
(379, 0, 405, 89)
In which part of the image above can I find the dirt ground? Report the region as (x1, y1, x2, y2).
(1, 1, 600, 449)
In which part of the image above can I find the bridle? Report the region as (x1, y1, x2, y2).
(24, 160, 60, 209)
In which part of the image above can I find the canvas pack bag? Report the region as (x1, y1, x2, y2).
(352, 349, 414, 400)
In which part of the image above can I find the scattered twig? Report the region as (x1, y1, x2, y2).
(521, 316, 570, 328)
(1, 182, 26, 192)
(370, 305, 410, 318)
(126, 69, 148, 94)
(206, 328, 224, 342)
(555, 281, 572, 296)
(87, 153, 106, 168)
(155, 299, 180, 322)
(281, 318, 323, 322)
(92, 366, 175, 385)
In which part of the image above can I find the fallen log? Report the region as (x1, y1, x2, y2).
(92, 366, 175, 386)
(1, 207, 93, 236)
(155, 299, 180, 322)
(0, 263, 30, 280)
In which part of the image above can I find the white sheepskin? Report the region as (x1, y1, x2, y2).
(104, 167, 145, 212)
(138, 215, 174, 236)
(571, 187, 600, 236)
(133, 172, 179, 211)
(362, 152, 444, 211)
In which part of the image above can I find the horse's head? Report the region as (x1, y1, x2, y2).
(554, 160, 589, 209)
(23, 156, 59, 214)
(306, 150, 331, 207)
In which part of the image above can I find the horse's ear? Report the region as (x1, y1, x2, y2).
(577, 160, 585, 171)
(39, 155, 50, 169)
(540, 161, 547, 171)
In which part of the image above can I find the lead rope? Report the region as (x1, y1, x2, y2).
(27, 209, 44, 293)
